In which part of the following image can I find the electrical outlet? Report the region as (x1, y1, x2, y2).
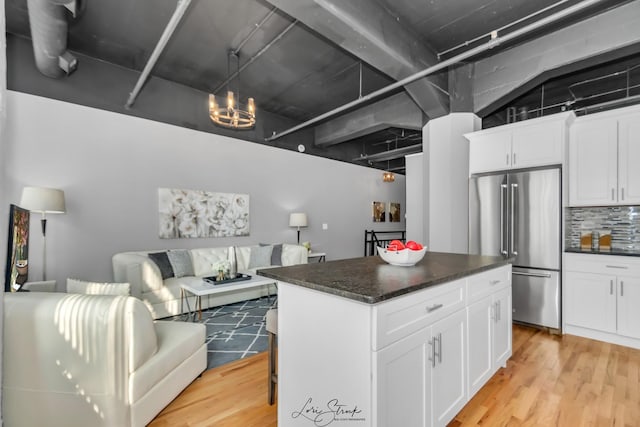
(322, 223, 328, 230)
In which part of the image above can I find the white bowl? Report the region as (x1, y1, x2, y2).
(377, 246, 427, 266)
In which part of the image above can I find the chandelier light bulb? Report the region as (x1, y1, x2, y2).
(227, 91, 235, 110)
(248, 98, 255, 117)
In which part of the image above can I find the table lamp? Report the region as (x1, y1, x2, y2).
(289, 213, 307, 245)
(20, 187, 66, 281)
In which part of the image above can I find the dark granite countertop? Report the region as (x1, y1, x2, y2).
(565, 247, 640, 257)
(257, 252, 511, 304)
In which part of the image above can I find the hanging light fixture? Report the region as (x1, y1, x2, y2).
(382, 141, 395, 182)
(209, 51, 256, 130)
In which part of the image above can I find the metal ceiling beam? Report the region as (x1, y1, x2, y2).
(264, 0, 449, 120)
(314, 93, 422, 147)
(125, 0, 191, 109)
(473, 0, 640, 116)
(265, 0, 607, 143)
(353, 144, 422, 162)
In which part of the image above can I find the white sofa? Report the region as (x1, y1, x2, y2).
(3, 292, 206, 427)
(112, 244, 308, 319)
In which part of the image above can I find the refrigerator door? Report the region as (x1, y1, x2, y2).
(508, 168, 561, 270)
(469, 174, 508, 257)
(512, 267, 560, 329)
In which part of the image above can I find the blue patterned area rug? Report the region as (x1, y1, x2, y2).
(169, 296, 276, 370)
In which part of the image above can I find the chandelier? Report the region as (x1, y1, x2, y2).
(382, 171, 395, 182)
(209, 51, 256, 130)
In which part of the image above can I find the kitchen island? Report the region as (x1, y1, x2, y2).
(259, 252, 512, 427)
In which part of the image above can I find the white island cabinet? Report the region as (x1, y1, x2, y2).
(274, 261, 511, 427)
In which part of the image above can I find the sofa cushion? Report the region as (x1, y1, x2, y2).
(282, 243, 309, 266)
(129, 320, 205, 402)
(148, 252, 174, 280)
(249, 245, 273, 269)
(167, 249, 194, 278)
(260, 243, 283, 266)
(190, 248, 229, 276)
(127, 297, 159, 373)
(234, 245, 254, 272)
(67, 278, 131, 296)
(143, 276, 205, 305)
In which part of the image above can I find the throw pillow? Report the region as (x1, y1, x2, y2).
(148, 251, 175, 280)
(167, 249, 194, 278)
(260, 243, 283, 266)
(67, 278, 131, 296)
(249, 245, 273, 269)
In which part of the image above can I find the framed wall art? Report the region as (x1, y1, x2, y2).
(158, 188, 250, 239)
(4, 204, 30, 292)
(372, 201, 386, 222)
(389, 202, 401, 223)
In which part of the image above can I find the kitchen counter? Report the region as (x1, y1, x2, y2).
(269, 253, 512, 427)
(565, 247, 640, 257)
(258, 251, 511, 304)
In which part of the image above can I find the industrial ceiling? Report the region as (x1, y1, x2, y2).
(4, 0, 638, 173)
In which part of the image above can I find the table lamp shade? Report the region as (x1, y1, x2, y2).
(289, 213, 307, 228)
(20, 187, 66, 214)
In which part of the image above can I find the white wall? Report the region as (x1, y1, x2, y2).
(3, 91, 405, 289)
(0, 0, 6, 421)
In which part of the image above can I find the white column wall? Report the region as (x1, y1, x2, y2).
(423, 113, 480, 253)
(3, 91, 405, 289)
(404, 153, 424, 243)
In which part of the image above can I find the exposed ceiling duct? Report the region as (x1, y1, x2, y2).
(27, 0, 78, 78)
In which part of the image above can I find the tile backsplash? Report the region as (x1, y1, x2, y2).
(565, 206, 640, 251)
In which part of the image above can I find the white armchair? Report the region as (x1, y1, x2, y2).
(3, 292, 206, 426)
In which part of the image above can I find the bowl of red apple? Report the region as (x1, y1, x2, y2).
(377, 240, 427, 266)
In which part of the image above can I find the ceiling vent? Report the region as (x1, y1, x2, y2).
(27, 0, 78, 78)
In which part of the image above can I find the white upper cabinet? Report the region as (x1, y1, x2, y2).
(569, 106, 640, 206)
(618, 114, 640, 204)
(467, 112, 573, 175)
(569, 117, 618, 206)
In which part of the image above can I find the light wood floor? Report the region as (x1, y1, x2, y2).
(150, 325, 640, 426)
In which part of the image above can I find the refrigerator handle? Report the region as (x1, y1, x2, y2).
(500, 184, 508, 256)
(511, 183, 518, 257)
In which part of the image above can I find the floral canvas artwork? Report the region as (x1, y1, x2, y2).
(158, 188, 250, 238)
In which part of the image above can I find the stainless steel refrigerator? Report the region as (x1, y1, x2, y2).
(469, 167, 561, 330)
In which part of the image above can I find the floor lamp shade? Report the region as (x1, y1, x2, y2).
(20, 187, 66, 214)
(19, 187, 66, 281)
(289, 213, 307, 244)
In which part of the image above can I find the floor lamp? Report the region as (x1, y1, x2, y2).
(289, 212, 307, 245)
(20, 187, 66, 281)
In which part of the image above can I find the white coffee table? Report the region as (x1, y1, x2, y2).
(180, 274, 277, 321)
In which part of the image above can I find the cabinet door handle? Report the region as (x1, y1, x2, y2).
(428, 339, 436, 367)
(490, 279, 501, 285)
(610, 280, 614, 295)
(513, 152, 516, 165)
(606, 265, 628, 269)
(437, 333, 443, 364)
(506, 153, 509, 165)
(426, 303, 444, 313)
(612, 188, 615, 201)
(622, 188, 625, 201)
(621, 281, 624, 297)
(497, 300, 501, 322)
